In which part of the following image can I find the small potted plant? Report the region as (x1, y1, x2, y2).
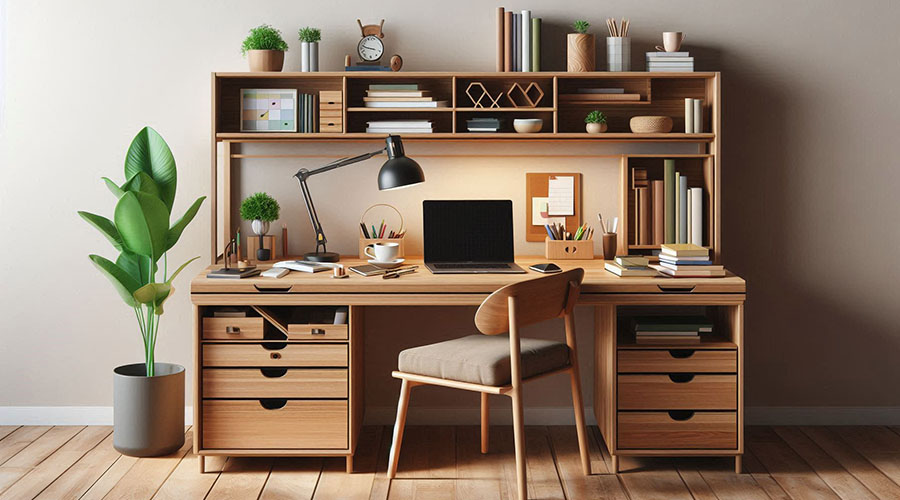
(240, 192, 280, 261)
(298, 27, 321, 72)
(567, 20, 595, 72)
(241, 24, 289, 72)
(585, 110, 608, 133)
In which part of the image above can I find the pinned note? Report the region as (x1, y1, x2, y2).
(548, 176, 575, 216)
(532, 197, 565, 226)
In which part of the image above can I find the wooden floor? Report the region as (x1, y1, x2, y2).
(0, 425, 899, 499)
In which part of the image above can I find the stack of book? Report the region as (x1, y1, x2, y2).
(298, 93, 318, 133)
(632, 316, 712, 344)
(496, 8, 542, 72)
(559, 87, 642, 104)
(366, 120, 433, 134)
(631, 159, 704, 247)
(652, 244, 725, 277)
(646, 51, 694, 72)
(466, 117, 501, 132)
(363, 84, 448, 108)
(604, 255, 659, 277)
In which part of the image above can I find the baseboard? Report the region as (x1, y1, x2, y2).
(2, 406, 898, 426)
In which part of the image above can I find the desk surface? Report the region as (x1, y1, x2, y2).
(191, 257, 745, 296)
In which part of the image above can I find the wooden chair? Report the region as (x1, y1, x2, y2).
(387, 269, 591, 500)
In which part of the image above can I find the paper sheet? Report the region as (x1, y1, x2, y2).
(548, 176, 575, 216)
(532, 197, 565, 226)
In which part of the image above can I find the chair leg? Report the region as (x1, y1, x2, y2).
(388, 378, 412, 479)
(480, 392, 490, 454)
(510, 389, 527, 500)
(568, 367, 592, 475)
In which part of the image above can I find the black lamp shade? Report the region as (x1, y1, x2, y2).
(378, 136, 424, 190)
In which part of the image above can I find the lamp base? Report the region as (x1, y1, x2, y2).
(303, 251, 340, 263)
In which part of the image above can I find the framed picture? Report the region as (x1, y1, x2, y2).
(240, 88, 297, 132)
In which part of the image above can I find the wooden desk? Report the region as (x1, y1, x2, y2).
(190, 257, 746, 473)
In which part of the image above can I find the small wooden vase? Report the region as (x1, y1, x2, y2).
(248, 50, 285, 72)
(567, 33, 595, 72)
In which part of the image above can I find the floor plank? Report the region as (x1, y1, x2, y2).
(79, 453, 140, 500)
(36, 432, 122, 500)
(205, 457, 272, 500)
(742, 446, 792, 500)
(394, 426, 457, 480)
(2, 426, 84, 469)
(96, 428, 193, 500)
(258, 457, 322, 500)
(368, 426, 395, 500)
(618, 465, 694, 500)
(0, 429, 19, 443)
(747, 426, 840, 500)
(802, 426, 900, 500)
(151, 447, 219, 500)
(0, 427, 52, 466)
(832, 427, 900, 491)
(550, 425, 628, 500)
(676, 466, 717, 500)
(313, 426, 384, 500)
(0, 426, 109, 499)
(455, 425, 511, 500)
(387, 479, 457, 500)
(678, 455, 781, 500)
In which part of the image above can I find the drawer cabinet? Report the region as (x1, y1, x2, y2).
(203, 368, 348, 398)
(618, 411, 737, 449)
(618, 374, 736, 410)
(202, 343, 348, 367)
(202, 400, 348, 449)
(203, 317, 265, 340)
(617, 349, 736, 373)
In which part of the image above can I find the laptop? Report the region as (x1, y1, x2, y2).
(423, 200, 526, 274)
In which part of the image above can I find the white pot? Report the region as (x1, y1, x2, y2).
(300, 42, 310, 72)
(251, 220, 270, 236)
(309, 42, 319, 72)
(586, 122, 608, 134)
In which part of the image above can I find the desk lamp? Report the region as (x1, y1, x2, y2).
(293, 135, 424, 262)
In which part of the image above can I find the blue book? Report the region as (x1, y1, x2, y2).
(658, 257, 712, 266)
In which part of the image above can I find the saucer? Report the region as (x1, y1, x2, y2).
(369, 258, 405, 269)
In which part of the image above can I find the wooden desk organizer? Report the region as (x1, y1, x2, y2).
(358, 238, 406, 259)
(545, 237, 594, 260)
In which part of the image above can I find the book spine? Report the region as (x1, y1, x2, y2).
(679, 174, 688, 243)
(693, 98, 703, 133)
(299, 94, 305, 133)
(687, 188, 692, 245)
(652, 180, 664, 245)
(675, 172, 681, 243)
(496, 7, 505, 72)
(513, 13, 520, 71)
(504, 11, 512, 72)
(532, 18, 541, 72)
(639, 187, 651, 245)
(690, 187, 703, 245)
(685, 98, 694, 133)
(634, 187, 640, 245)
(664, 159, 675, 243)
(521, 10, 531, 72)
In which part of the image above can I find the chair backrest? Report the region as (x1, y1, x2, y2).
(474, 268, 584, 335)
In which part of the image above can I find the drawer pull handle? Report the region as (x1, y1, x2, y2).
(668, 410, 695, 421)
(270, 353, 282, 360)
(254, 285, 292, 293)
(259, 399, 287, 410)
(657, 285, 696, 293)
(225, 326, 241, 334)
(262, 342, 287, 351)
(669, 373, 695, 383)
(311, 328, 326, 336)
(260, 368, 287, 378)
(669, 349, 695, 359)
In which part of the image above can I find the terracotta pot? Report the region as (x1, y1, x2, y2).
(248, 50, 285, 72)
(567, 33, 595, 72)
(586, 122, 607, 134)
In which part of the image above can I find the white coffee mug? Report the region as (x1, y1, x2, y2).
(365, 242, 400, 262)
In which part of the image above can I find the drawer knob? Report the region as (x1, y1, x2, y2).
(311, 328, 326, 336)
(225, 326, 241, 334)
(668, 410, 695, 421)
(668, 373, 695, 383)
(668, 349, 695, 359)
(259, 399, 287, 410)
(270, 353, 281, 360)
(260, 368, 287, 378)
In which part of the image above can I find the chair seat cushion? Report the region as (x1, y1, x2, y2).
(397, 335, 570, 386)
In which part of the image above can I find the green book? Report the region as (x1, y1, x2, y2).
(675, 172, 681, 243)
(531, 18, 541, 72)
(664, 159, 675, 243)
(368, 84, 418, 90)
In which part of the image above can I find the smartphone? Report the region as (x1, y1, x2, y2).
(529, 263, 562, 274)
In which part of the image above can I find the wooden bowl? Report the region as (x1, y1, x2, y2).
(629, 115, 673, 134)
(513, 118, 543, 133)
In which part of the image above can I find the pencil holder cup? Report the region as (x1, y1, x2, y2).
(545, 237, 594, 260)
(607, 37, 631, 71)
(601, 233, 618, 260)
(359, 203, 406, 260)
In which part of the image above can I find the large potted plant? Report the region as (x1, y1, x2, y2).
(242, 24, 289, 72)
(78, 127, 205, 456)
(567, 20, 595, 72)
(240, 192, 280, 261)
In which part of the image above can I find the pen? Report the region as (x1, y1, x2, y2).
(371, 225, 377, 239)
(382, 266, 418, 279)
(360, 223, 370, 238)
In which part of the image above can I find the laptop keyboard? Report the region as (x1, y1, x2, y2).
(432, 263, 511, 269)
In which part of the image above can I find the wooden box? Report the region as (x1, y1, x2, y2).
(320, 90, 343, 132)
(358, 238, 405, 260)
(544, 237, 594, 260)
(247, 235, 276, 262)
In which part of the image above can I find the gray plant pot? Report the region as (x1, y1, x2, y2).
(113, 363, 185, 457)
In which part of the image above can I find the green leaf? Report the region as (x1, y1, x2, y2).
(89, 254, 140, 307)
(78, 211, 123, 252)
(114, 192, 170, 261)
(133, 283, 173, 314)
(102, 177, 125, 198)
(167, 256, 200, 284)
(116, 251, 157, 286)
(124, 127, 177, 211)
(166, 196, 206, 251)
(120, 172, 161, 199)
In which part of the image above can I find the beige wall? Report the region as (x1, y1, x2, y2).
(1, 0, 898, 421)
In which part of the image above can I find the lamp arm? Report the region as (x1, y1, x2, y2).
(295, 174, 329, 254)
(298, 148, 386, 179)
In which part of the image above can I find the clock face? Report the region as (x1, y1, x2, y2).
(358, 35, 384, 61)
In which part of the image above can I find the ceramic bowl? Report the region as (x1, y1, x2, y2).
(513, 118, 543, 133)
(629, 115, 673, 134)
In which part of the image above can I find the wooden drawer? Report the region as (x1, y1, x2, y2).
(202, 343, 347, 368)
(618, 349, 736, 373)
(320, 122, 343, 133)
(287, 323, 347, 341)
(618, 411, 737, 449)
(203, 317, 265, 340)
(618, 374, 736, 410)
(202, 400, 348, 449)
(319, 91, 343, 105)
(203, 368, 347, 398)
(319, 110, 343, 118)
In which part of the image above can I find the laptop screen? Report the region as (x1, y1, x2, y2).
(423, 200, 515, 263)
